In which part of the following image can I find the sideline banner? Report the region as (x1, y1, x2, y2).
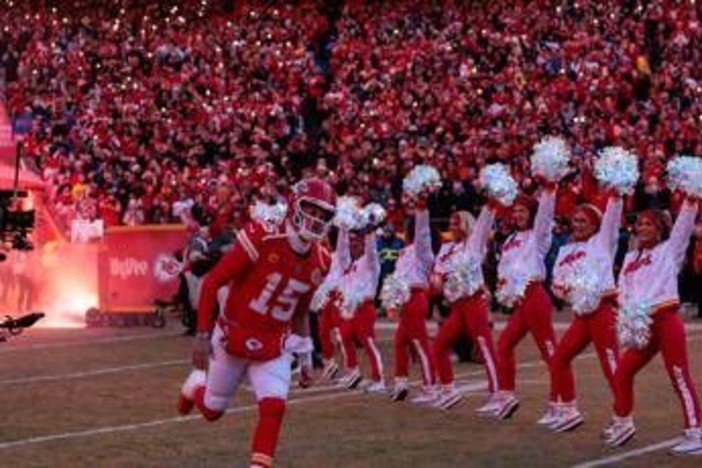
(98, 225, 187, 313)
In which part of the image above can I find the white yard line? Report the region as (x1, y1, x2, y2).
(0, 360, 189, 385)
(571, 438, 681, 468)
(0, 331, 181, 353)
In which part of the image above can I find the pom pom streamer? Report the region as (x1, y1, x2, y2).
(333, 196, 362, 230)
(250, 200, 288, 225)
(617, 302, 652, 349)
(443, 251, 484, 303)
(496, 269, 529, 308)
(667, 155, 702, 199)
(595, 147, 640, 195)
(380, 273, 410, 311)
(479, 163, 518, 206)
(359, 203, 386, 230)
(402, 165, 442, 200)
(562, 260, 605, 315)
(531, 136, 572, 182)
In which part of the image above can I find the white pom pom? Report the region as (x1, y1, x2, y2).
(380, 273, 410, 311)
(495, 269, 529, 308)
(402, 164, 442, 200)
(333, 196, 362, 230)
(617, 303, 652, 349)
(250, 200, 288, 225)
(594, 147, 640, 195)
(479, 163, 518, 206)
(530, 136, 572, 182)
(667, 155, 702, 199)
(443, 251, 484, 302)
(563, 261, 605, 315)
(359, 202, 386, 230)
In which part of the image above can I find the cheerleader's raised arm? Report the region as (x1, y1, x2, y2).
(465, 205, 496, 261)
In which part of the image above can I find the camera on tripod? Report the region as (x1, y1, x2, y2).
(0, 189, 35, 261)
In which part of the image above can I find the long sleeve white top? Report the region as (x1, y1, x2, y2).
(434, 206, 495, 303)
(339, 231, 381, 316)
(618, 200, 699, 315)
(552, 197, 623, 314)
(497, 190, 555, 304)
(394, 209, 435, 289)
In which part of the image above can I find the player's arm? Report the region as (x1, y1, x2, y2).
(291, 298, 314, 388)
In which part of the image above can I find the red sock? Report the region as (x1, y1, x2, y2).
(194, 386, 224, 422)
(251, 397, 286, 468)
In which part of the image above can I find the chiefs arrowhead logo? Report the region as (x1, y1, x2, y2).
(245, 338, 263, 352)
(268, 253, 280, 264)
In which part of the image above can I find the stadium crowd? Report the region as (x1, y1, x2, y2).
(2, 0, 699, 226)
(1, 1, 700, 307)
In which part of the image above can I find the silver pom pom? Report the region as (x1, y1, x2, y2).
(479, 163, 518, 206)
(443, 251, 484, 303)
(617, 303, 652, 349)
(250, 200, 288, 225)
(531, 136, 572, 182)
(595, 147, 640, 195)
(333, 196, 362, 230)
(495, 273, 529, 308)
(359, 202, 387, 230)
(563, 261, 605, 315)
(667, 155, 702, 199)
(402, 165, 442, 200)
(380, 273, 411, 311)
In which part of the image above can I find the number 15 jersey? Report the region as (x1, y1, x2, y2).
(197, 220, 330, 338)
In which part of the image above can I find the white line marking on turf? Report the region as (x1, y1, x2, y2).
(0, 377, 493, 450)
(0, 331, 181, 353)
(0, 360, 189, 385)
(572, 438, 680, 468)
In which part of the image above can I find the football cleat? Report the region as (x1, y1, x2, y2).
(339, 368, 362, 390)
(178, 369, 206, 415)
(410, 386, 440, 405)
(549, 403, 584, 433)
(492, 393, 520, 420)
(433, 388, 463, 410)
(364, 380, 387, 394)
(475, 394, 501, 417)
(390, 379, 409, 402)
(668, 427, 702, 456)
(322, 359, 340, 380)
(536, 402, 561, 427)
(604, 416, 636, 448)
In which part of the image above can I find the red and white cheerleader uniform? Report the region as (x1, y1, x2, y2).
(391, 209, 437, 401)
(337, 231, 385, 391)
(547, 197, 623, 432)
(317, 229, 351, 379)
(493, 188, 567, 420)
(432, 207, 500, 410)
(606, 200, 701, 453)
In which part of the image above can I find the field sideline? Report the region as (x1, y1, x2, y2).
(1, 315, 702, 467)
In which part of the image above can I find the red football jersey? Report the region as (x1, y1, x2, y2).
(197, 220, 330, 336)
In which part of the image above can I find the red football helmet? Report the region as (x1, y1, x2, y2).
(288, 178, 337, 241)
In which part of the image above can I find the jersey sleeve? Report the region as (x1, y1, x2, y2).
(196, 222, 263, 332)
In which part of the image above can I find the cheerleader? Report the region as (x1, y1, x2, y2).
(604, 198, 701, 454)
(315, 228, 351, 381)
(337, 227, 386, 392)
(546, 194, 623, 432)
(490, 185, 572, 420)
(387, 200, 437, 402)
(431, 206, 500, 410)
